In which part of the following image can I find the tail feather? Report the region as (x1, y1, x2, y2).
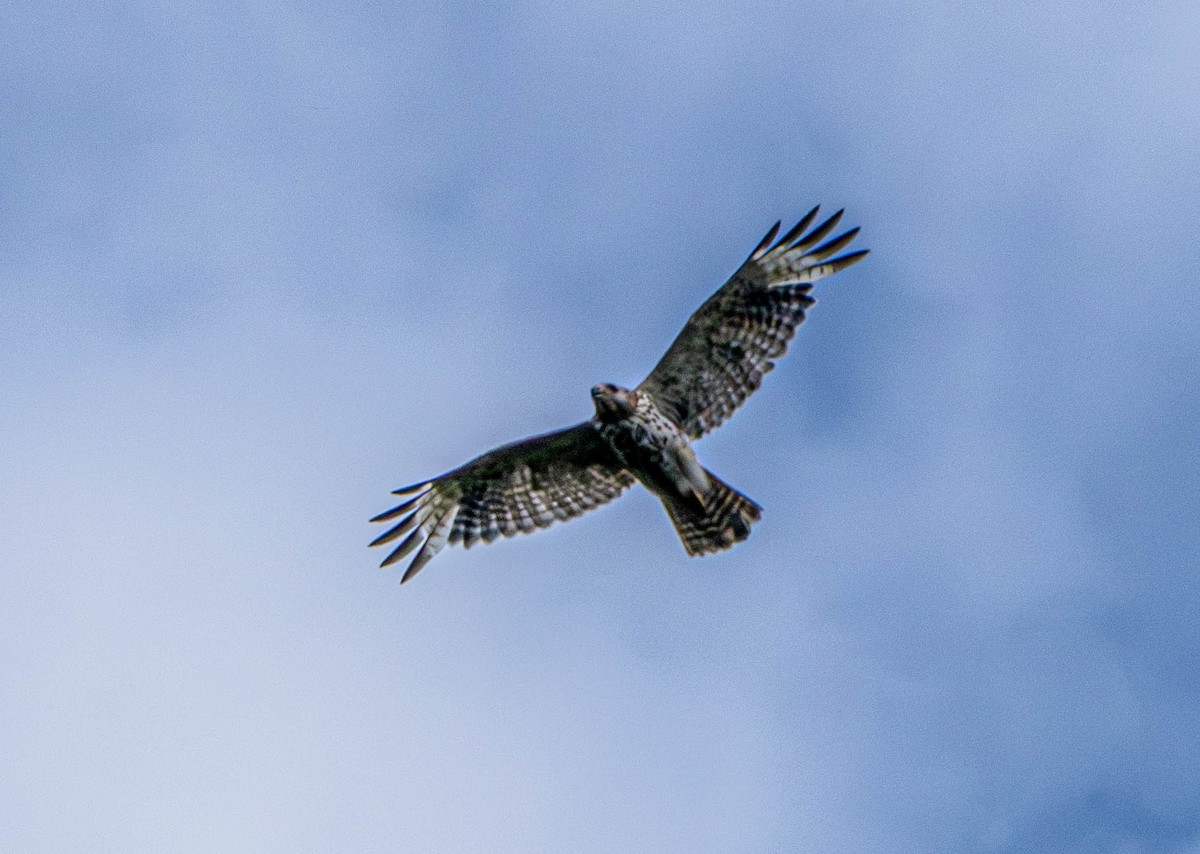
(663, 470, 762, 556)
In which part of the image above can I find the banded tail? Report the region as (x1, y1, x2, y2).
(662, 470, 762, 556)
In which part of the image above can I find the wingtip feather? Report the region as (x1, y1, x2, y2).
(749, 221, 782, 261)
(369, 509, 423, 547)
(370, 492, 424, 523)
(837, 247, 870, 263)
(399, 504, 456, 582)
(802, 226, 861, 263)
(391, 481, 431, 497)
(400, 558, 425, 583)
(790, 209, 844, 253)
(825, 248, 870, 273)
(767, 206, 821, 256)
(380, 525, 426, 568)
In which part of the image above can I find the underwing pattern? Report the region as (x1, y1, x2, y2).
(370, 425, 634, 582)
(371, 206, 868, 582)
(638, 206, 867, 438)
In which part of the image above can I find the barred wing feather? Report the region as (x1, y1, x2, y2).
(638, 206, 868, 439)
(370, 423, 634, 582)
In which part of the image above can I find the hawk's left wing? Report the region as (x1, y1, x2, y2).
(638, 206, 868, 439)
(370, 422, 634, 583)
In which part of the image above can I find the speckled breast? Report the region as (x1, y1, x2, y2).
(599, 394, 686, 492)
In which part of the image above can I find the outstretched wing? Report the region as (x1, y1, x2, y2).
(370, 422, 634, 583)
(638, 206, 868, 439)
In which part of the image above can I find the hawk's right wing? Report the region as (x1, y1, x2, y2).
(370, 422, 634, 582)
(638, 206, 868, 439)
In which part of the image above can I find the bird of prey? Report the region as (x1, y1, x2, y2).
(371, 205, 868, 582)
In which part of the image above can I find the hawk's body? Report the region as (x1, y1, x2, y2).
(593, 384, 761, 555)
(371, 205, 868, 582)
(594, 386, 698, 505)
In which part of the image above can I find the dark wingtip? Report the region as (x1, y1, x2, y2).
(770, 205, 821, 254)
(749, 220, 783, 261)
(791, 208, 845, 253)
(400, 558, 425, 584)
(829, 248, 870, 271)
(379, 549, 403, 568)
(379, 525, 425, 568)
(803, 226, 862, 262)
(370, 492, 422, 523)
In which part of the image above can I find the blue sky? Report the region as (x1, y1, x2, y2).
(2, 2, 1198, 851)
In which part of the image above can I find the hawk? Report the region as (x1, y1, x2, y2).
(371, 205, 868, 582)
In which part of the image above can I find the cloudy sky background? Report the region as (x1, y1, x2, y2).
(3, 2, 1199, 851)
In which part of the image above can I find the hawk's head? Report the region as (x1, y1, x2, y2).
(591, 383, 635, 422)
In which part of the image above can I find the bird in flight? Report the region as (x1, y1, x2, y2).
(371, 205, 868, 582)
